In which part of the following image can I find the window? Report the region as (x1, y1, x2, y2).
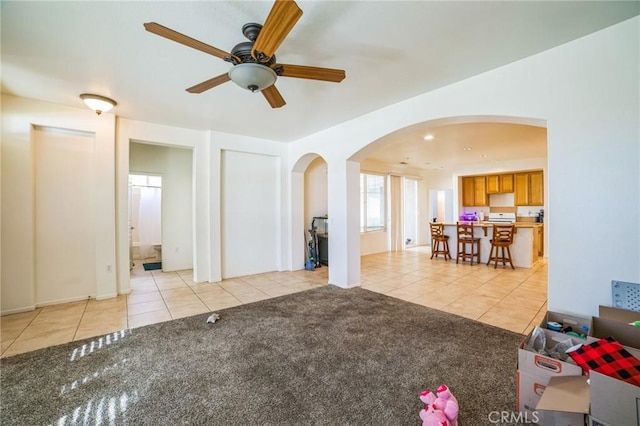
(360, 173, 386, 232)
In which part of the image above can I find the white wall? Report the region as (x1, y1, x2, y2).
(129, 142, 193, 272)
(289, 17, 639, 316)
(1, 95, 116, 314)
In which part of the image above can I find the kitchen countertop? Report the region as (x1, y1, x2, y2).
(442, 221, 543, 228)
(441, 221, 542, 236)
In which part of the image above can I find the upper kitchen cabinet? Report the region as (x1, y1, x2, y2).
(500, 174, 514, 193)
(462, 176, 488, 206)
(487, 173, 514, 194)
(515, 171, 544, 206)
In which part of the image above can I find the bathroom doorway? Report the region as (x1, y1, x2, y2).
(129, 174, 162, 269)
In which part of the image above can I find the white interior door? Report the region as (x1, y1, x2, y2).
(34, 126, 96, 304)
(221, 150, 279, 278)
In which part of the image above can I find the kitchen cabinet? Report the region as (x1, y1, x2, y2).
(473, 176, 487, 206)
(515, 171, 544, 206)
(462, 176, 487, 206)
(537, 225, 544, 257)
(500, 174, 514, 193)
(529, 171, 544, 205)
(487, 174, 514, 194)
(462, 177, 475, 206)
(487, 175, 500, 194)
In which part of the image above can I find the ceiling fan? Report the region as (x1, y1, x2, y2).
(144, 0, 346, 108)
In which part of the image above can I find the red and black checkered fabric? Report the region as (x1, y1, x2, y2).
(569, 337, 640, 386)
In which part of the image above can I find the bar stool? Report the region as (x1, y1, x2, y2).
(487, 224, 515, 269)
(429, 223, 451, 260)
(456, 221, 480, 265)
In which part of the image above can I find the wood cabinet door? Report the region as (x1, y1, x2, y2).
(473, 176, 487, 206)
(529, 171, 544, 205)
(538, 226, 544, 256)
(500, 174, 514, 193)
(462, 177, 475, 206)
(514, 173, 530, 205)
(486, 175, 500, 194)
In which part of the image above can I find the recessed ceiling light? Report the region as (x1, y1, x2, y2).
(463, 147, 472, 151)
(423, 134, 434, 140)
(481, 154, 487, 158)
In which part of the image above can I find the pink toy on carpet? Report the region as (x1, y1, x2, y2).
(418, 384, 459, 426)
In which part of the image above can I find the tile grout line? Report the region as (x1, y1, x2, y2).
(71, 298, 91, 342)
(1, 308, 45, 357)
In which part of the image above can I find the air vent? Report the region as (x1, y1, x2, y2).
(612, 280, 640, 311)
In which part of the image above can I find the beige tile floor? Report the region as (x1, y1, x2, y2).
(0, 247, 547, 358)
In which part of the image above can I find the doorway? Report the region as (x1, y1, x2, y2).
(129, 174, 162, 268)
(429, 189, 453, 223)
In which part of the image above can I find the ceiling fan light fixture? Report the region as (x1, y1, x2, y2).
(228, 63, 277, 93)
(79, 93, 117, 115)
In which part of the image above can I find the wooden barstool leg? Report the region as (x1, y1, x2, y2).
(506, 246, 515, 269)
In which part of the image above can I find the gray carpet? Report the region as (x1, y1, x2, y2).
(1, 286, 523, 425)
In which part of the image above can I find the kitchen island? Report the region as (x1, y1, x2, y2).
(441, 222, 543, 268)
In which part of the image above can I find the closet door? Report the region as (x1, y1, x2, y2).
(35, 126, 96, 304)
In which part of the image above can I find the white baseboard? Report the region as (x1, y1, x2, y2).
(1, 305, 37, 316)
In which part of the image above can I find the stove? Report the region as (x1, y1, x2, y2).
(485, 212, 516, 224)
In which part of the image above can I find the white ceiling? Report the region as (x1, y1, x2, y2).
(367, 121, 548, 172)
(2, 1, 637, 168)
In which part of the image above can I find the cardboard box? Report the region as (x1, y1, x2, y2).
(541, 311, 592, 338)
(590, 306, 640, 349)
(536, 375, 590, 425)
(516, 370, 548, 422)
(518, 328, 588, 378)
(590, 370, 640, 426)
(517, 328, 593, 424)
(535, 365, 640, 426)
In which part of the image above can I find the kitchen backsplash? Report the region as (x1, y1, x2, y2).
(460, 191, 543, 220)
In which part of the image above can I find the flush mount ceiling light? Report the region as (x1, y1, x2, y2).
(423, 134, 435, 140)
(79, 93, 117, 115)
(228, 63, 278, 93)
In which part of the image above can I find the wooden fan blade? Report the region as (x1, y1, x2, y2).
(276, 64, 346, 83)
(144, 22, 236, 61)
(186, 73, 231, 93)
(262, 85, 286, 108)
(252, 0, 303, 61)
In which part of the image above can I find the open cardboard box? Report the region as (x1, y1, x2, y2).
(590, 370, 640, 426)
(537, 371, 640, 426)
(534, 340, 640, 426)
(590, 306, 640, 349)
(518, 327, 594, 378)
(541, 311, 592, 338)
(516, 326, 594, 422)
